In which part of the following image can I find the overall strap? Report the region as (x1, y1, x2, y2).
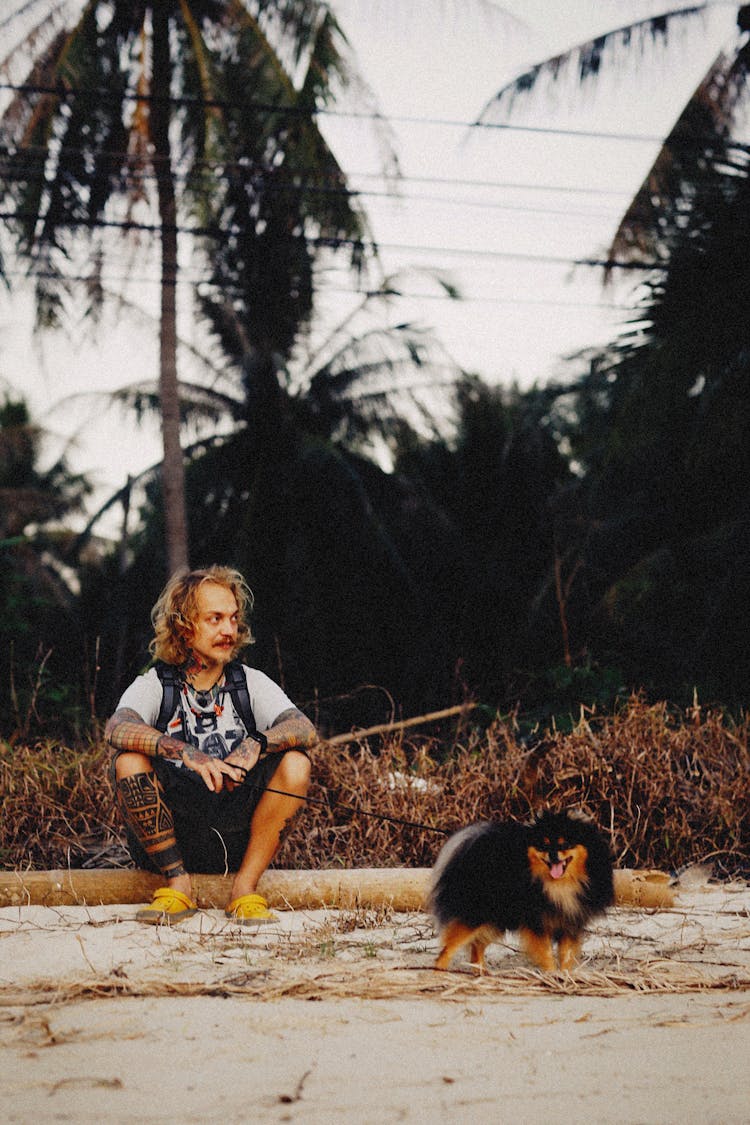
(223, 660, 258, 736)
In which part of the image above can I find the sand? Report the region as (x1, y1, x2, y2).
(1, 881, 749, 1123)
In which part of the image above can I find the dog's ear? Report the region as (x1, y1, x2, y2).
(527, 804, 552, 827)
(566, 806, 594, 825)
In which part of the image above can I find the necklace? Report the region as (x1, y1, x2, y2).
(183, 677, 225, 716)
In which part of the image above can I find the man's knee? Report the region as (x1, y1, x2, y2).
(114, 751, 153, 781)
(275, 749, 311, 792)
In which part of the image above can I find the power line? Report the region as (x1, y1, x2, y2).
(0, 80, 653, 140)
(349, 290, 631, 312)
(354, 173, 630, 198)
(2, 78, 747, 151)
(0, 262, 641, 312)
(0, 139, 636, 197)
(0, 206, 663, 270)
(3, 140, 744, 207)
(0, 163, 621, 223)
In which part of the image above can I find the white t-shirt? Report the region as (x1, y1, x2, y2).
(116, 664, 295, 765)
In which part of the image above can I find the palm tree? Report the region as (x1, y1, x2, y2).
(551, 136, 750, 698)
(0, 1, 374, 574)
(0, 393, 92, 728)
(68, 274, 469, 711)
(477, 4, 750, 264)
(470, 5, 750, 701)
(0, 394, 89, 547)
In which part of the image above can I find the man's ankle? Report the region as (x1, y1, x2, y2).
(166, 872, 192, 898)
(229, 879, 259, 901)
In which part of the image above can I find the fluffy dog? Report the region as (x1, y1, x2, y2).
(429, 809, 614, 972)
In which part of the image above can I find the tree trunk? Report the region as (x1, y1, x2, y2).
(151, 7, 189, 575)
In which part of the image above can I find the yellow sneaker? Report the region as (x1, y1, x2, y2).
(136, 887, 198, 925)
(225, 892, 278, 925)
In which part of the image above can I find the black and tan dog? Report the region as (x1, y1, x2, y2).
(429, 809, 614, 972)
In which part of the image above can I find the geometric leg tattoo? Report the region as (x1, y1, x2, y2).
(116, 771, 187, 879)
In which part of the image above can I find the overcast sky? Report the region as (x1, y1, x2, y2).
(0, 1, 741, 529)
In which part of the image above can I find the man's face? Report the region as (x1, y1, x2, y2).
(186, 582, 239, 671)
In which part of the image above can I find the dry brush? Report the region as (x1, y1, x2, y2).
(1, 697, 747, 877)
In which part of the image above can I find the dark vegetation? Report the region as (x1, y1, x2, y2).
(3, 6, 750, 876)
(7, 143, 750, 732)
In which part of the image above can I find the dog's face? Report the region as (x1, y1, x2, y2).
(526, 812, 590, 887)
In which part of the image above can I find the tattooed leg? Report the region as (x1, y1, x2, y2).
(116, 771, 187, 881)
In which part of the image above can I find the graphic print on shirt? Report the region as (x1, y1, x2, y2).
(175, 687, 246, 760)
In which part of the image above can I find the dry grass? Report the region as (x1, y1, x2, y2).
(0, 740, 118, 870)
(4, 964, 749, 1008)
(2, 696, 748, 877)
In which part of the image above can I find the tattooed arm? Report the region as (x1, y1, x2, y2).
(266, 707, 317, 752)
(224, 707, 317, 774)
(105, 707, 187, 762)
(105, 707, 244, 793)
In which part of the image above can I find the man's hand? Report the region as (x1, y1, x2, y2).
(222, 737, 264, 790)
(182, 746, 244, 793)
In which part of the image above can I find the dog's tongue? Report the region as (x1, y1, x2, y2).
(549, 861, 565, 880)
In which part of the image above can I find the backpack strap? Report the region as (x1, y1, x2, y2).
(154, 659, 258, 740)
(223, 660, 258, 737)
(154, 661, 182, 734)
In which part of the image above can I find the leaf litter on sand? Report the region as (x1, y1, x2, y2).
(0, 884, 749, 1011)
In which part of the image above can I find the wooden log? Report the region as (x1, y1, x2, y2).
(613, 867, 675, 909)
(0, 866, 674, 911)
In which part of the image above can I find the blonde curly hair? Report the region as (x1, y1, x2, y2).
(149, 566, 254, 666)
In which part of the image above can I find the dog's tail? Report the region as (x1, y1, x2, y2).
(428, 822, 493, 923)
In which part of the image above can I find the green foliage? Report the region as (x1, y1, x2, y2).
(1, 1, 379, 570)
(549, 145, 750, 704)
(1, 1, 369, 329)
(0, 396, 92, 736)
(526, 660, 628, 735)
(83, 372, 570, 726)
(10, 7, 750, 727)
(396, 378, 573, 698)
(81, 417, 465, 724)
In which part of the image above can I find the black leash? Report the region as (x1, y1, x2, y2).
(231, 764, 451, 837)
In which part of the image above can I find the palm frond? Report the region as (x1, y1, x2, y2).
(215, 1, 373, 249)
(302, 269, 461, 377)
(109, 378, 244, 428)
(608, 37, 750, 265)
(176, 0, 230, 169)
(72, 429, 237, 546)
(476, 6, 707, 123)
(305, 322, 465, 450)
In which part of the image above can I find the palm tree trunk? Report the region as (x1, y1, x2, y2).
(151, 7, 189, 575)
(157, 188, 189, 575)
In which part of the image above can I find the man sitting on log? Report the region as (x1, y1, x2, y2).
(105, 565, 316, 926)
